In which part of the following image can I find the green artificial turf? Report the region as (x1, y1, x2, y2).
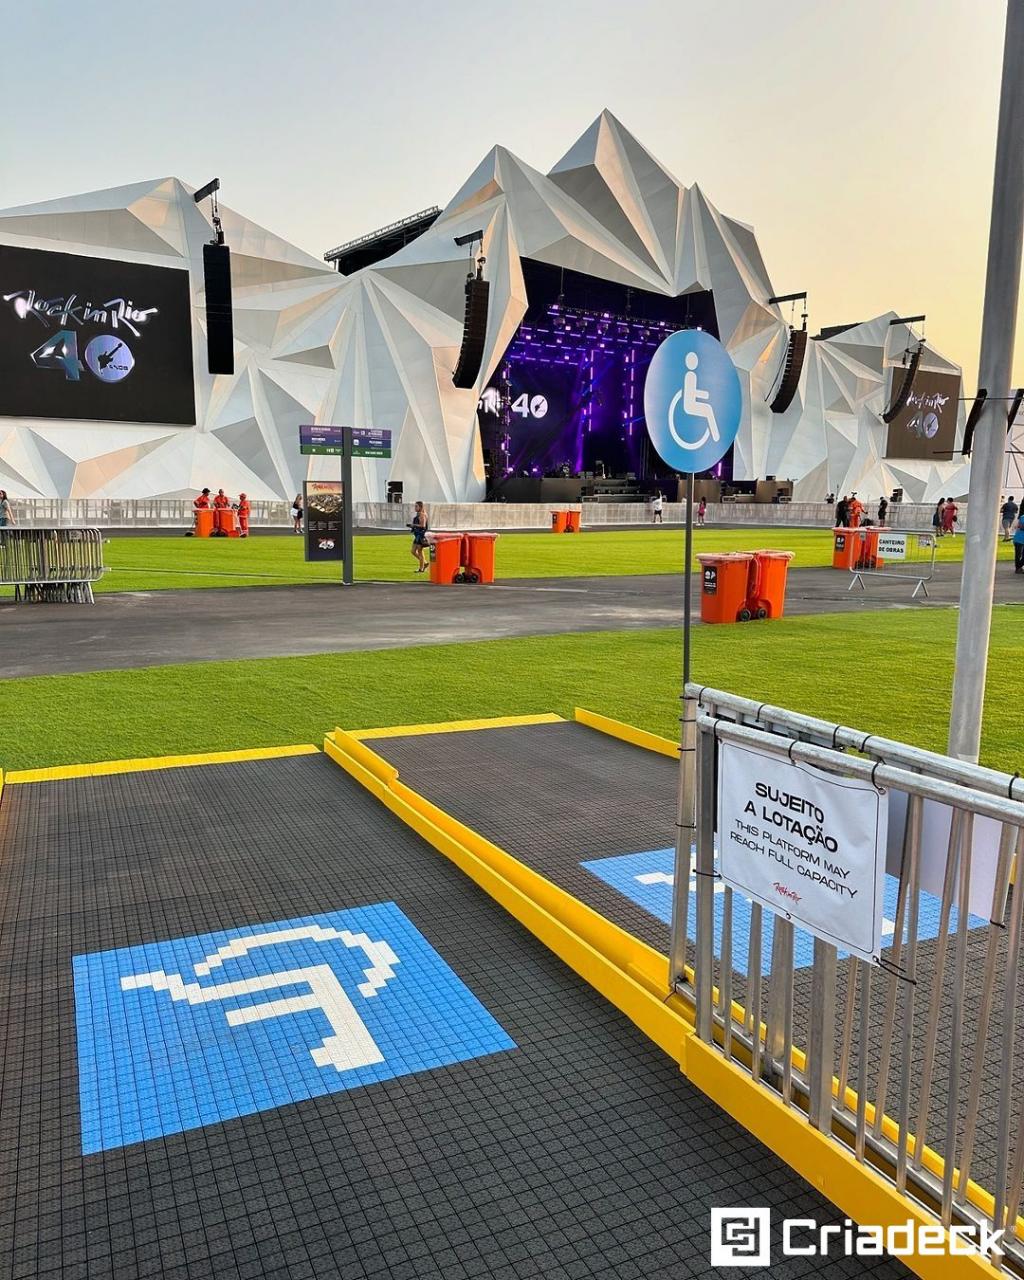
(21, 526, 1005, 596)
(3, 606, 1020, 774)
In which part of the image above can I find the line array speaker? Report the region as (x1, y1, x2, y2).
(769, 328, 808, 414)
(882, 345, 922, 423)
(452, 275, 489, 389)
(202, 243, 234, 375)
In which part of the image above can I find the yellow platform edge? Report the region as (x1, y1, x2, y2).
(348, 713, 563, 741)
(6, 743, 320, 785)
(573, 707, 678, 757)
(325, 722, 1018, 1276)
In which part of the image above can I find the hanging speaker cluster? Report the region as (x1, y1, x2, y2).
(202, 243, 234, 376)
(882, 344, 922, 424)
(769, 328, 808, 414)
(452, 274, 490, 389)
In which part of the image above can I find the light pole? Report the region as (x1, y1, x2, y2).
(948, 0, 1024, 762)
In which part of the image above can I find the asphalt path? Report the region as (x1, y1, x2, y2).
(2, 563, 1021, 678)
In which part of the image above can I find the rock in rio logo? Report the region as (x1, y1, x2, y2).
(2, 287, 158, 338)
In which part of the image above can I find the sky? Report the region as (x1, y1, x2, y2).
(1, 0, 1016, 382)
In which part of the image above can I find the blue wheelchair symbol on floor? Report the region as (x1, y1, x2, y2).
(582, 848, 985, 973)
(73, 903, 515, 1154)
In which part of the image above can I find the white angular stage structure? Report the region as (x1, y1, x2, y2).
(0, 111, 970, 503)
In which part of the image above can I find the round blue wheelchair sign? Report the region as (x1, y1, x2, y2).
(644, 329, 742, 473)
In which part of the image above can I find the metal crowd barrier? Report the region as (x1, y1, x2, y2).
(0, 527, 105, 604)
(672, 685, 1024, 1272)
(848, 528, 938, 598)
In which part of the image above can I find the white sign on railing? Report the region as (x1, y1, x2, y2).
(717, 741, 888, 961)
(877, 531, 907, 561)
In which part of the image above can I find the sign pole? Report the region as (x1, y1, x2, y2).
(670, 471, 697, 987)
(643, 328, 741, 989)
(341, 428, 354, 586)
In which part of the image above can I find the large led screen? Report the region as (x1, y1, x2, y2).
(884, 366, 960, 460)
(0, 244, 196, 425)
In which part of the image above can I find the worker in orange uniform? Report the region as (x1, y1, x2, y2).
(236, 492, 251, 538)
(847, 493, 864, 528)
(193, 488, 211, 511)
(212, 487, 231, 534)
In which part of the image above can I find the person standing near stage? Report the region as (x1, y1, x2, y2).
(835, 495, 850, 527)
(0, 490, 15, 527)
(877, 495, 888, 525)
(409, 500, 429, 573)
(236, 492, 251, 538)
(697, 497, 707, 527)
(1000, 495, 1018, 540)
(1014, 508, 1024, 574)
(847, 493, 864, 527)
(932, 499, 945, 537)
(291, 493, 303, 534)
(942, 498, 958, 536)
(193, 488, 211, 512)
(652, 492, 664, 524)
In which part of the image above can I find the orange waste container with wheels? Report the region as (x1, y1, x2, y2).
(697, 552, 754, 623)
(565, 510, 581, 532)
(748, 550, 794, 619)
(216, 509, 240, 537)
(551, 510, 568, 533)
(464, 532, 498, 583)
(194, 509, 215, 537)
(429, 533, 464, 584)
(857, 527, 882, 569)
(832, 527, 861, 570)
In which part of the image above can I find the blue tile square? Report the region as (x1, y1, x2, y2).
(582, 847, 985, 973)
(73, 902, 516, 1154)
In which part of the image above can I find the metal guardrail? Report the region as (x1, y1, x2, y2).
(0, 527, 105, 603)
(846, 528, 939, 598)
(673, 685, 1024, 1272)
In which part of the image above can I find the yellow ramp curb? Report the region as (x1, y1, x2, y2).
(6, 743, 319, 785)
(348, 713, 563, 741)
(574, 707, 678, 757)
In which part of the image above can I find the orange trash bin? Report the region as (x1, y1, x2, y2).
(551, 510, 568, 533)
(748, 550, 794, 619)
(565, 510, 581, 532)
(215, 509, 240, 537)
(697, 552, 754, 624)
(429, 533, 464, 584)
(857, 527, 882, 569)
(194, 509, 215, 537)
(464, 532, 498, 583)
(832, 527, 861, 570)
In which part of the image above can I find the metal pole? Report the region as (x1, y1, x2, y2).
(342, 429, 354, 586)
(669, 473, 698, 987)
(949, 0, 1024, 761)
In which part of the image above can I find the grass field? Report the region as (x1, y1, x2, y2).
(45, 526, 1013, 595)
(3, 606, 1019, 773)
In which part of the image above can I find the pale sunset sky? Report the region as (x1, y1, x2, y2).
(2, 0, 1016, 382)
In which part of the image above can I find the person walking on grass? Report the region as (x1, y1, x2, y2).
(933, 499, 945, 537)
(1001, 495, 1018, 541)
(942, 497, 958, 536)
(0, 490, 15, 527)
(652, 492, 663, 524)
(409, 500, 429, 573)
(1014, 509, 1024, 575)
(291, 493, 303, 534)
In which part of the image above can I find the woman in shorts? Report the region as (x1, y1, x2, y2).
(409, 500, 429, 573)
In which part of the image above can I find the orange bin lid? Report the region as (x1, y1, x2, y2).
(696, 552, 754, 565)
(751, 549, 795, 560)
